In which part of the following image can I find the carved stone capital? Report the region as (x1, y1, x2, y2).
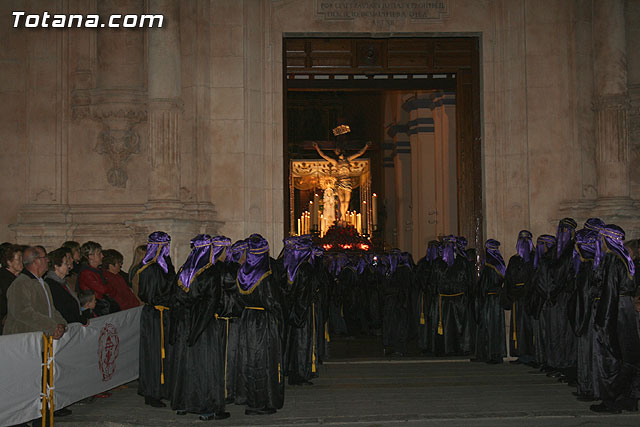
(149, 97, 184, 113)
(72, 88, 148, 124)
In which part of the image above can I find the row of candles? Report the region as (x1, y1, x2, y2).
(296, 193, 379, 236)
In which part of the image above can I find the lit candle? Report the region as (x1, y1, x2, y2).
(313, 193, 320, 231)
(302, 213, 306, 235)
(297, 218, 301, 236)
(362, 200, 368, 234)
(304, 212, 308, 234)
(309, 201, 315, 230)
(357, 213, 361, 234)
(372, 193, 378, 230)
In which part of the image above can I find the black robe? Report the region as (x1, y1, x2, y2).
(336, 266, 361, 335)
(528, 250, 555, 368)
(431, 256, 472, 355)
(168, 261, 226, 415)
(549, 241, 577, 370)
(218, 261, 243, 402)
(327, 266, 348, 336)
(234, 272, 285, 410)
(502, 254, 535, 360)
(415, 257, 437, 354)
(382, 264, 411, 354)
(136, 261, 175, 401)
(568, 259, 597, 397)
(312, 257, 331, 364)
(474, 265, 506, 362)
(593, 252, 640, 403)
(282, 261, 318, 384)
(359, 263, 380, 335)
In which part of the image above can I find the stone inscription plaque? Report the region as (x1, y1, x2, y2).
(316, 0, 450, 23)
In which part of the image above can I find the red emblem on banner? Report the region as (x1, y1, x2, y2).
(98, 323, 120, 381)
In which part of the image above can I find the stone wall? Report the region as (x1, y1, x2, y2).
(1, 0, 639, 263)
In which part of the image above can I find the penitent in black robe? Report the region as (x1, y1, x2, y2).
(474, 265, 506, 362)
(327, 266, 348, 336)
(336, 265, 361, 335)
(136, 261, 175, 401)
(502, 254, 535, 360)
(415, 257, 440, 354)
(593, 252, 640, 404)
(282, 261, 318, 385)
(431, 256, 473, 355)
(234, 272, 285, 411)
(218, 260, 243, 402)
(382, 264, 411, 355)
(168, 261, 227, 415)
(528, 250, 556, 368)
(312, 257, 331, 364)
(549, 242, 577, 371)
(568, 258, 598, 397)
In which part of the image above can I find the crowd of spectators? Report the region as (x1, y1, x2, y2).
(0, 240, 141, 337)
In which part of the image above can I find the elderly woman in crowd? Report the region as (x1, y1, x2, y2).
(0, 244, 23, 333)
(102, 249, 140, 311)
(45, 247, 85, 325)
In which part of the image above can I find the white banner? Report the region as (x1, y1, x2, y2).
(52, 306, 142, 409)
(0, 332, 43, 427)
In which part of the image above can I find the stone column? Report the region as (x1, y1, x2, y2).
(147, 0, 182, 206)
(593, 0, 630, 199)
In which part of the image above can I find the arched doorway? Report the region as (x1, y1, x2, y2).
(283, 36, 482, 256)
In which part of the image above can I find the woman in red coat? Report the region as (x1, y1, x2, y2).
(102, 249, 140, 310)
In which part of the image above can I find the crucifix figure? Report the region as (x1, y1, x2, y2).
(312, 138, 371, 222)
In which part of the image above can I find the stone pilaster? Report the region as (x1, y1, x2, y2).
(558, 0, 640, 237)
(594, 94, 630, 198)
(147, 0, 182, 205)
(593, 0, 630, 199)
(130, 0, 220, 263)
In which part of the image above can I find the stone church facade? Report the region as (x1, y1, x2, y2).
(1, 0, 639, 262)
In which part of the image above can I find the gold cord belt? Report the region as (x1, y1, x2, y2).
(245, 306, 265, 311)
(153, 305, 170, 384)
(438, 292, 464, 335)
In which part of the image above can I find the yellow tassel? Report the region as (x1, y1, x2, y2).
(419, 292, 425, 325)
(278, 363, 281, 383)
(325, 322, 330, 343)
(437, 295, 443, 335)
(154, 305, 169, 385)
(512, 303, 517, 349)
(312, 303, 317, 373)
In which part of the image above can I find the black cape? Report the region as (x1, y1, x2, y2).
(168, 261, 226, 415)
